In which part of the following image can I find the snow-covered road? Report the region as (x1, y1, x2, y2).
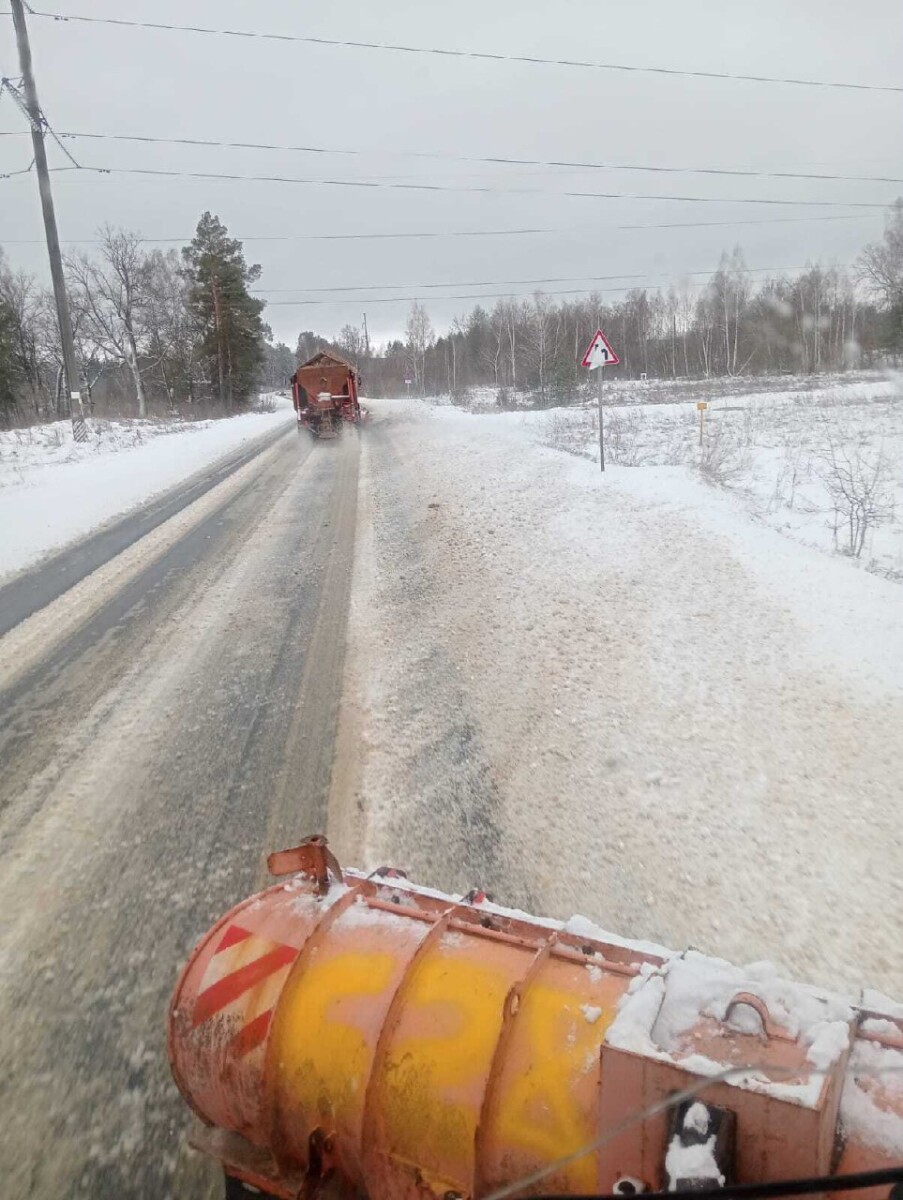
(333, 399, 903, 998)
(0, 399, 294, 582)
(0, 429, 359, 1196)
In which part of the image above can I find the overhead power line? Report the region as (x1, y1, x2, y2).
(266, 288, 681, 308)
(33, 129, 903, 187)
(25, 163, 894, 210)
(0, 213, 880, 247)
(22, 10, 903, 94)
(262, 271, 825, 309)
(255, 262, 849, 296)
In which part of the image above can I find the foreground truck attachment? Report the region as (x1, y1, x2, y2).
(169, 836, 903, 1200)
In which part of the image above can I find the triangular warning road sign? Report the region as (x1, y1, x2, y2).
(581, 329, 620, 369)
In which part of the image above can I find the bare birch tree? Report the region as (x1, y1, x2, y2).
(67, 227, 151, 417)
(404, 301, 434, 395)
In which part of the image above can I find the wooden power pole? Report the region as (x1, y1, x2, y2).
(10, 0, 87, 437)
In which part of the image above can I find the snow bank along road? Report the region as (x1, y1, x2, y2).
(332, 399, 903, 1006)
(0, 403, 293, 583)
(0, 423, 359, 1198)
(0, 418, 291, 637)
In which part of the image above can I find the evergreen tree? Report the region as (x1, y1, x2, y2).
(261, 340, 296, 389)
(181, 213, 266, 407)
(0, 293, 24, 424)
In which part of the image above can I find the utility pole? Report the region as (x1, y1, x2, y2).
(362, 312, 370, 359)
(10, 0, 87, 438)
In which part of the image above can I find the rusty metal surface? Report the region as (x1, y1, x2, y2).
(268, 834, 344, 893)
(169, 838, 903, 1200)
(294, 363, 356, 398)
(291, 354, 361, 440)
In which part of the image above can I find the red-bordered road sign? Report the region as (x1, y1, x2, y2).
(581, 329, 620, 369)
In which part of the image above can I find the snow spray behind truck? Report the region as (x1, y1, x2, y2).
(169, 836, 903, 1200)
(292, 352, 362, 439)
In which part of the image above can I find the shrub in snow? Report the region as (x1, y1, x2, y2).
(818, 442, 894, 558)
(698, 420, 751, 487)
(605, 409, 648, 467)
(543, 409, 595, 459)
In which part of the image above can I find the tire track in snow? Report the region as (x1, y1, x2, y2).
(335, 414, 534, 910)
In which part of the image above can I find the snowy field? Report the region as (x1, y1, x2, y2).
(527, 374, 903, 582)
(336, 385, 903, 1000)
(0, 394, 293, 582)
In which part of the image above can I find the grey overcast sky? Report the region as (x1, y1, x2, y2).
(2, 0, 902, 346)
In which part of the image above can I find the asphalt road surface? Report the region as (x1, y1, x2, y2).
(0, 423, 360, 1198)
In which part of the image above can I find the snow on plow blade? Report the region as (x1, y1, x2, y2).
(168, 836, 903, 1200)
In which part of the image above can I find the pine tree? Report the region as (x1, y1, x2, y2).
(0, 297, 23, 423)
(0, 251, 25, 423)
(181, 213, 266, 407)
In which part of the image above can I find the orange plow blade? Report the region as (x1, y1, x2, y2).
(168, 837, 903, 1200)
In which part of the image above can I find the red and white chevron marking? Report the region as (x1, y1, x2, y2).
(192, 923, 298, 1058)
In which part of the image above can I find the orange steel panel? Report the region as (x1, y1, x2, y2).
(267, 898, 435, 1185)
(169, 838, 903, 1200)
(363, 927, 532, 1197)
(478, 950, 628, 1196)
(294, 363, 353, 398)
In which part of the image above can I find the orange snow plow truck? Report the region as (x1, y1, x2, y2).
(169, 836, 903, 1200)
(292, 351, 362, 439)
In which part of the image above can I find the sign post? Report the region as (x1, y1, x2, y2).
(581, 329, 620, 473)
(697, 400, 708, 446)
(597, 367, 605, 472)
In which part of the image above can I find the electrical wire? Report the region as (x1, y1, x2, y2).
(256, 262, 850, 296)
(264, 286, 646, 308)
(28, 163, 895, 209)
(0, 74, 81, 167)
(260, 275, 826, 308)
(45, 122, 80, 168)
(21, 10, 903, 95)
(33, 129, 903, 188)
(0, 78, 33, 178)
(0, 213, 880, 247)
